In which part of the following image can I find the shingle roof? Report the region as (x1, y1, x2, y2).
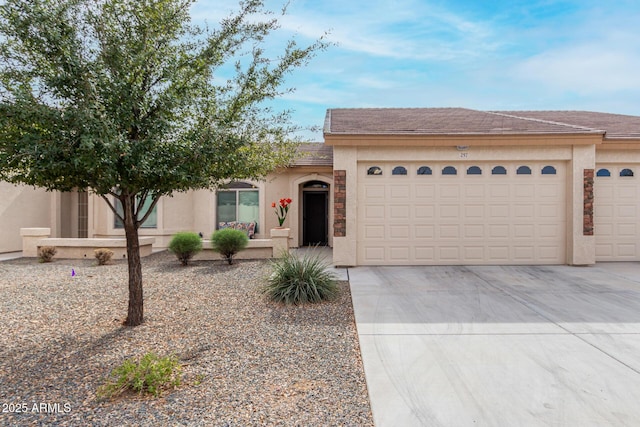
(293, 142, 333, 166)
(324, 108, 640, 139)
(495, 111, 640, 139)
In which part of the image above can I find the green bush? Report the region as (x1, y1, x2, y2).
(168, 232, 203, 266)
(97, 352, 182, 400)
(263, 251, 339, 305)
(210, 228, 248, 265)
(38, 246, 57, 263)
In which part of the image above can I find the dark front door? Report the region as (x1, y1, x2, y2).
(303, 191, 328, 246)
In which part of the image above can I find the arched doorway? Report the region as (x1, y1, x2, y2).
(302, 180, 329, 246)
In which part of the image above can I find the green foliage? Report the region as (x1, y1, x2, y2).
(210, 228, 249, 265)
(264, 251, 339, 305)
(97, 352, 182, 400)
(0, 0, 327, 326)
(168, 232, 202, 266)
(94, 248, 114, 266)
(37, 246, 57, 263)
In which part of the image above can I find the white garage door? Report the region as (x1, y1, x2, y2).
(595, 165, 640, 261)
(357, 162, 567, 265)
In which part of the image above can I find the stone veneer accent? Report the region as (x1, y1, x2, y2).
(584, 169, 594, 236)
(334, 170, 346, 237)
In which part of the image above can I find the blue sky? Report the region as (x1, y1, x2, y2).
(192, 0, 640, 140)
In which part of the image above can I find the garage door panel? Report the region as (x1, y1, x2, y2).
(489, 205, 509, 218)
(390, 185, 409, 199)
(538, 204, 561, 218)
(464, 205, 484, 218)
(514, 204, 534, 218)
(616, 205, 636, 217)
(358, 162, 566, 265)
(514, 246, 535, 260)
(464, 184, 485, 198)
(390, 205, 409, 218)
(488, 246, 509, 260)
(515, 184, 535, 198)
(364, 247, 385, 261)
(415, 246, 435, 259)
(489, 225, 509, 238)
(490, 184, 509, 198)
(538, 184, 561, 198)
(464, 224, 485, 238)
(390, 247, 410, 260)
(539, 224, 560, 238)
(415, 205, 435, 218)
(538, 246, 561, 260)
(440, 205, 460, 217)
(439, 184, 460, 198)
(415, 225, 434, 238)
(617, 186, 636, 198)
(595, 165, 640, 261)
(464, 246, 484, 261)
(389, 225, 410, 239)
(365, 205, 385, 219)
(365, 185, 385, 198)
(514, 224, 534, 238)
(439, 225, 460, 238)
(364, 225, 385, 239)
(439, 246, 460, 260)
(415, 184, 435, 198)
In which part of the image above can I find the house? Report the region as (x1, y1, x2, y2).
(3, 108, 640, 266)
(326, 108, 640, 266)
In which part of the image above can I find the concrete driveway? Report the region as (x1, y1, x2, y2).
(349, 263, 640, 426)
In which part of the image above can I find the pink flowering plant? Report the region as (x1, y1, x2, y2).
(272, 198, 292, 226)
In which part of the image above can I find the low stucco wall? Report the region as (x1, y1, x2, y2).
(21, 228, 155, 259)
(36, 238, 156, 260)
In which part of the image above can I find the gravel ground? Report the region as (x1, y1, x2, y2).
(0, 251, 373, 426)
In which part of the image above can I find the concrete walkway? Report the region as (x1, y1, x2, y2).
(349, 263, 640, 426)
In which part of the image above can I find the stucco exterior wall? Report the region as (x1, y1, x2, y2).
(89, 167, 333, 249)
(0, 183, 52, 253)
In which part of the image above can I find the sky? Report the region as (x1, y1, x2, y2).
(191, 0, 640, 141)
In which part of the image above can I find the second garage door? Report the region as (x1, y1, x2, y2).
(595, 165, 640, 261)
(357, 162, 567, 265)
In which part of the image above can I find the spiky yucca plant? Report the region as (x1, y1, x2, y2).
(264, 251, 339, 304)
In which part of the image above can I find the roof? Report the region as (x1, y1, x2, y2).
(293, 142, 333, 167)
(495, 111, 640, 139)
(324, 108, 640, 139)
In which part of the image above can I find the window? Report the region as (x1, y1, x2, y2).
(620, 168, 634, 177)
(442, 166, 457, 175)
(417, 166, 432, 175)
(541, 166, 557, 175)
(516, 166, 532, 175)
(303, 181, 328, 189)
(492, 166, 507, 175)
(392, 166, 407, 175)
(367, 166, 382, 175)
(596, 168, 611, 177)
(217, 182, 259, 226)
(114, 195, 157, 229)
(467, 166, 482, 175)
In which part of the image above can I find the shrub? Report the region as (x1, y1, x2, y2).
(97, 352, 182, 400)
(210, 228, 248, 265)
(263, 251, 339, 305)
(94, 248, 114, 265)
(168, 232, 203, 266)
(37, 246, 57, 263)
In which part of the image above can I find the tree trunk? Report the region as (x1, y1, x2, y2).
(122, 196, 144, 326)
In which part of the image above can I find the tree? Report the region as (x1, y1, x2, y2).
(0, 0, 326, 326)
